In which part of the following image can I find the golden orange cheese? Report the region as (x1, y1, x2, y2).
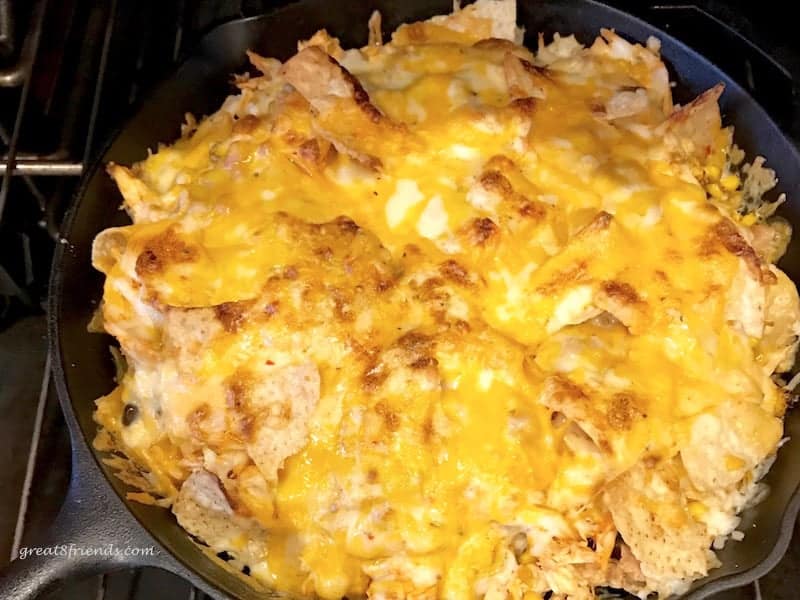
(91, 1, 800, 599)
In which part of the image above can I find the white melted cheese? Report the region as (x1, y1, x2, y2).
(416, 195, 449, 239)
(385, 179, 426, 228)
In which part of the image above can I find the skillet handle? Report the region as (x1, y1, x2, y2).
(0, 438, 164, 599)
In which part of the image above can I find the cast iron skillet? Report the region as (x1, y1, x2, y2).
(2, 0, 800, 598)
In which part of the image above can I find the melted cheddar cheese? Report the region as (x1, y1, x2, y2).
(91, 1, 800, 599)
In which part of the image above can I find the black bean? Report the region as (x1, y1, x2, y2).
(587, 536, 597, 551)
(122, 403, 139, 426)
(611, 534, 623, 560)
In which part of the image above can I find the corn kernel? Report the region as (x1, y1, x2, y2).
(522, 593, 542, 600)
(706, 183, 723, 199)
(741, 213, 757, 226)
(688, 501, 707, 519)
(725, 455, 746, 471)
(720, 174, 740, 191)
(703, 165, 720, 180)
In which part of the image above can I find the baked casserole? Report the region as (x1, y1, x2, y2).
(90, 1, 800, 598)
